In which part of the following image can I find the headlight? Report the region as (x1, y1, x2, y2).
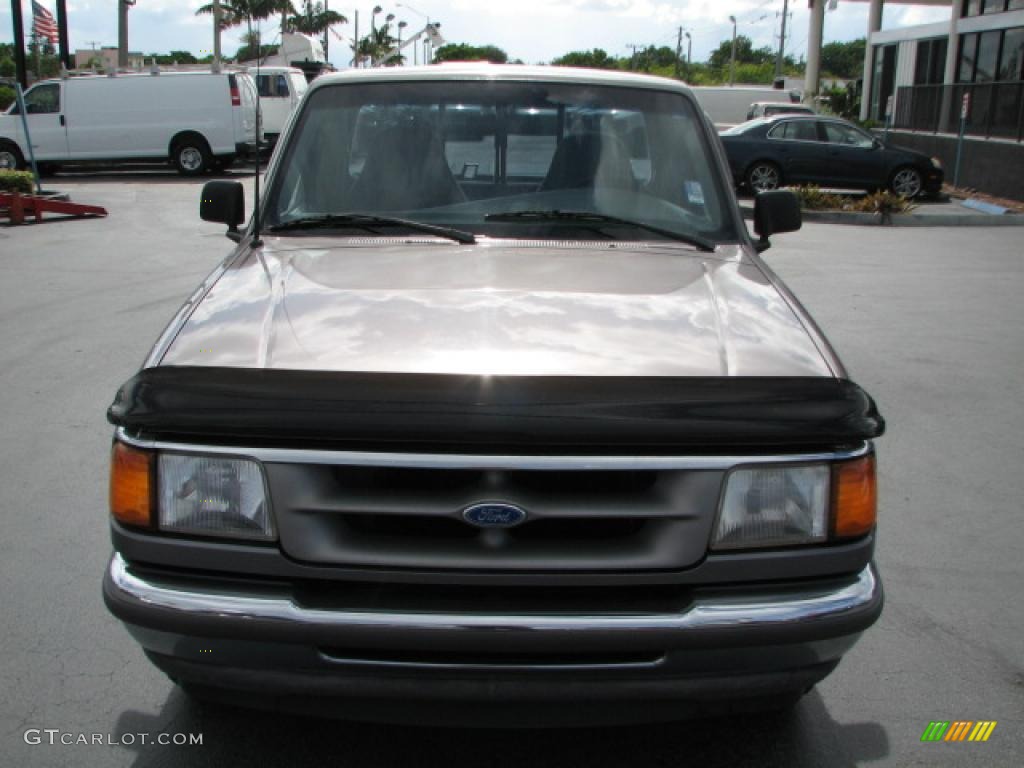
(712, 464, 829, 550)
(931, 156, 943, 169)
(158, 454, 275, 540)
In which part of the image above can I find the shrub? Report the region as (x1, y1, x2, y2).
(789, 185, 915, 215)
(791, 185, 846, 211)
(0, 170, 34, 194)
(846, 190, 915, 214)
(0, 85, 15, 111)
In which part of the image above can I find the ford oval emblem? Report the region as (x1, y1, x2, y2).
(462, 502, 528, 528)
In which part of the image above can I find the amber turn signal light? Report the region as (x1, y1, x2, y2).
(832, 455, 877, 538)
(110, 442, 154, 528)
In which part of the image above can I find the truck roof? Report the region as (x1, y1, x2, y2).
(310, 63, 697, 96)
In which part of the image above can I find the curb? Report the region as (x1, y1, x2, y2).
(739, 205, 1024, 227)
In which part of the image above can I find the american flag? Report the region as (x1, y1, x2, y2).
(32, 1, 59, 46)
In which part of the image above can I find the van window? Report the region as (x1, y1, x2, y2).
(10, 83, 60, 115)
(257, 74, 291, 98)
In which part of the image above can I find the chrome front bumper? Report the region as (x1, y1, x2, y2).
(105, 553, 882, 721)
(106, 552, 880, 639)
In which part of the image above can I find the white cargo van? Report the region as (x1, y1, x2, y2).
(690, 86, 802, 130)
(0, 71, 259, 175)
(253, 67, 308, 143)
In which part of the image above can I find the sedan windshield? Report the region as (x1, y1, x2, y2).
(264, 80, 737, 244)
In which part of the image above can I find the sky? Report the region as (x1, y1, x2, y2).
(1, 1, 952, 68)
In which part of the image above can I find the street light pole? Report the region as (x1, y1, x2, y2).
(729, 15, 737, 86)
(397, 3, 431, 63)
(397, 20, 407, 65)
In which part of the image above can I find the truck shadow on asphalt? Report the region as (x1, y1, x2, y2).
(113, 688, 888, 768)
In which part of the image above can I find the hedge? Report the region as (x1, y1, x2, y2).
(0, 170, 35, 194)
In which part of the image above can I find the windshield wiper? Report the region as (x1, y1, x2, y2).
(267, 213, 476, 244)
(484, 210, 715, 252)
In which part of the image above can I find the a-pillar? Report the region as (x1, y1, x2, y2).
(804, 0, 827, 105)
(859, 0, 885, 121)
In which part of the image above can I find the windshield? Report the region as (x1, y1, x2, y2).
(264, 80, 737, 243)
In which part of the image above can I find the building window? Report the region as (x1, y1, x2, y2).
(983, 0, 1008, 14)
(1000, 27, 1024, 80)
(959, 34, 979, 82)
(915, 38, 948, 85)
(975, 30, 1002, 81)
(1010, 0, 1024, 12)
(964, 0, 983, 16)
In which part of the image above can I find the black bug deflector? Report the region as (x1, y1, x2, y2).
(107, 367, 884, 452)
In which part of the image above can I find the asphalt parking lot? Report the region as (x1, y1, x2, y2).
(1, 171, 1021, 767)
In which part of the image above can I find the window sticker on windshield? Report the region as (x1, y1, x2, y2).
(685, 181, 705, 206)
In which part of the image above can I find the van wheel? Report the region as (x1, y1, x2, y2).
(0, 142, 26, 172)
(172, 137, 212, 176)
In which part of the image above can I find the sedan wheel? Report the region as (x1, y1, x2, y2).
(890, 167, 922, 198)
(747, 162, 781, 194)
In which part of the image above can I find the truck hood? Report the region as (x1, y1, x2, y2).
(159, 238, 832, 377)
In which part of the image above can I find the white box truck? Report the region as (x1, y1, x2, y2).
(0, 70, 259, 175)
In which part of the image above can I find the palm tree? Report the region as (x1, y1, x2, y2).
(196, 1, 297, 53)
(289, 1, 346, 36)
(357, 23, 398, 67)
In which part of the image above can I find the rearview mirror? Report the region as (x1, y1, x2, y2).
(200, 181, 246, 242)
(753, 189, 801, 252)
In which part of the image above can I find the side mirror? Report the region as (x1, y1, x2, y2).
(753, 189, 801, 252)
(872, 138, 884, 150)
(200, 181, 245, 242)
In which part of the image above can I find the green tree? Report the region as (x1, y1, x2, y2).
(149, 50, 199, 65)
(355, 23, 405, 67)
(708, 35, 774, 70)
(821, 39, 866, 79)
(235, 31, 280, 62)
(196, 1, 296, 48)
(551, 49, 620, 70)
(432, 44, 508, 64)
(27, 37, 60, 80)
(632, 45, 678, 72)
(288, 1, 346, 35)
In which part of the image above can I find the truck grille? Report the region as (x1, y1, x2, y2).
(266, 463, 723, 573)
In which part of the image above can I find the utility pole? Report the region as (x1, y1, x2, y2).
(729, 15, 737, 86)
(686, 31, 692, 81)
(675, 27, 683, 79)
(212, 0, 222, 73)
(627, 44, 643, 71)
(775, 0, 790, 79)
